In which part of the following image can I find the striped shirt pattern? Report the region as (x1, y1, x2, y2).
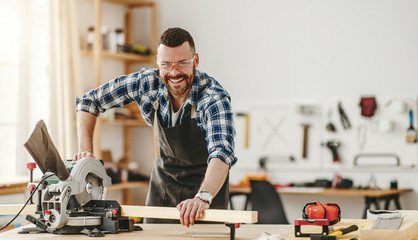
(76, 68, 237, 166)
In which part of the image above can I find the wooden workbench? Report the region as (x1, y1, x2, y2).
(0, 219, 372, 240)
(230, 185, 413, 218)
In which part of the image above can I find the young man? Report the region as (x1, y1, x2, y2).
(74, 27, 237, 226)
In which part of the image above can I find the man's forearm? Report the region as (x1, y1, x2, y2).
(198, 158, 229, 198)
(77, 111, 97, 153)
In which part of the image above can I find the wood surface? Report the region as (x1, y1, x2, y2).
(230, 185, 413, 198)
(0, 219, 376, 240)
(360, 211, 418, 240)
(0, 223, 290, 240)
(0, 204, 257, 224)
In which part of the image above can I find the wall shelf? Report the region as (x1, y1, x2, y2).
(81, 50, 155, 63)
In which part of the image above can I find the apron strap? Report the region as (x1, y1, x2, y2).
(191, 105, 196, 119)
(153, 100, 161, 159)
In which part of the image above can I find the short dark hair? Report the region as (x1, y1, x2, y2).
(159, 27, 195, 53)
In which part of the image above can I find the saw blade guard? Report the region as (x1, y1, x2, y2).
(71, 157, 112, 205)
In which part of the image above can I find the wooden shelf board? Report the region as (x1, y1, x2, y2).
(103, 0, 155, 7)
(81, 50, 155, 63)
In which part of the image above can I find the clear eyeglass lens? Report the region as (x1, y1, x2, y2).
(158, 58, 193, 71)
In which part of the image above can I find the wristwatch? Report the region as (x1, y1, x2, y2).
(194, 191, 213, 205)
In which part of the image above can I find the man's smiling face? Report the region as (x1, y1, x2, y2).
(157, 42, 199, 99)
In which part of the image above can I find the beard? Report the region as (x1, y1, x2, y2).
(162, 66, 195, 98)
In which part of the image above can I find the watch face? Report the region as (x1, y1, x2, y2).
(200, 192, 211, 201)
(197, 191, 212, 203)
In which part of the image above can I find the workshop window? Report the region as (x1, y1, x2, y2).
(0, 0, 20, 177)
(0, 0, 50, 177)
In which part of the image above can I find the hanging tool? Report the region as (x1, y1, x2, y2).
(301, 124, 310, 159)
(236, 113, 250, 148)
(357, 125, 366, 150)
(262, 116, 286, 148)
(321, 140, 341, 163)
(406, 109, 417, 143)
(353, 153, 400, 168)
(359, 97, 377, 118)
(326, 109, 336, 133)
(338, 102, 351, 130)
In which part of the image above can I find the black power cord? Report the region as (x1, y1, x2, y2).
(0, 174, 54, 231)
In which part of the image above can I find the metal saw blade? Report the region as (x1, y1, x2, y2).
(75, 173, 105, 206)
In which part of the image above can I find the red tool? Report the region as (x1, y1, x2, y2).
(302, 201, 341, 225)
(294, 219, 329, 237)
(359, 97, 377, 118)
(321, 140, 341, 162)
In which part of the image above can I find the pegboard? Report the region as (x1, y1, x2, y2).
(245, 96, 418, 171)
(321, 96, 418, 170)
(249, 101, 323, 170)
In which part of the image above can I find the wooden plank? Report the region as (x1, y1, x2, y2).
(0, 186, 27, 196)
(121, 205, 257, 223)
(0, 204, 257, 224)
(0, 204, 36, 215)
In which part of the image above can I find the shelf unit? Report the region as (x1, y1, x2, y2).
(82, 0, 158, 204)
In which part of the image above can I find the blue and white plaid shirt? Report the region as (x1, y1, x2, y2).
(76, 68, 237, 166)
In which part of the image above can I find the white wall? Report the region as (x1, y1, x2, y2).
(155, 0, 418, 101)
(152, 0, 418, 220)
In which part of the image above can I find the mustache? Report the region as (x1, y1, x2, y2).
(165, 74, 189, 81)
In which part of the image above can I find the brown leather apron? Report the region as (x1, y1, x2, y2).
(145, 100, 229, 223)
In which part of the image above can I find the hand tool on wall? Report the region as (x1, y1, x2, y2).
(302, 124, 310, 159)
(236, 113, 250, 148)
(258, 155, 296, 171)
(262, 116, 286, 148)
(326, 109, 336, 133)
(338, 102, 351, 130)
(359, 97, 377, 118)
(353, 153, 400, 168)
(321, 140, 341, 163)
(357, 125, 366, 150)
(406, 109, 417, 143)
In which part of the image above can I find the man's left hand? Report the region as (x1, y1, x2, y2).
(176, 198, 209, 227)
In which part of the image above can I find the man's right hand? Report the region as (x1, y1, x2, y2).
(73, 151, 95, 161)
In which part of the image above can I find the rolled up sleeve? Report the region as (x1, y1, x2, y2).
(76, 73, 140, 116)
(205, 96, 237, 167)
